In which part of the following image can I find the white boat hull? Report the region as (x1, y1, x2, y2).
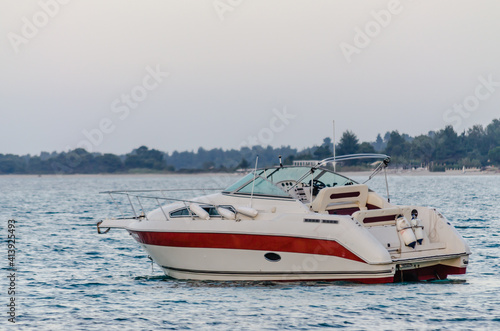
(122, 227, 468, 283)
(142, 244, 395, 283)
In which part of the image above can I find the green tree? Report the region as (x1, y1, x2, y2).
(313, 137, 333, 160)
(125, 146, 166, 170)
(337, 131, 359, 155)
(27, 155, 52, 174)
(383, 131, 391, 143)
(410, 135, 434, 165)
(433, 126, 462, 164)
(463, 125, 489, 165)
(358, 142, 375, 154)
(385, 131, 409, 158)
(486, 119, 500, 148)
(95, 154, 123, 173)
(373, 134, 385, 151)
(0, 154, 26, 174)
(489, 147, 500, 165)
(202, 161, 215, 170)
(314, 147, 331, 160)
(237, 158, 249, 170)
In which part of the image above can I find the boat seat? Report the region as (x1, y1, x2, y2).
(311, 184, 369, 214)
(352, 207, 411, 227)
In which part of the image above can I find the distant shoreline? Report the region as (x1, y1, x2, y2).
(342, 169, 500, 177)
(0, 172, 241, 178)
(1, 169, 498, 178)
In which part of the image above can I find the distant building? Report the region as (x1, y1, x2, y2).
(293, 160, 320, 167)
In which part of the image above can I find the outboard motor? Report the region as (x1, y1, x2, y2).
(396, 215, 417, 248)
(410, 209, 424, 245)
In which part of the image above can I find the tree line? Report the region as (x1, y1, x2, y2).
(1, 118, 499, 175)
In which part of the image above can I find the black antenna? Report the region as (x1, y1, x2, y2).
(279, 155, 283, 167)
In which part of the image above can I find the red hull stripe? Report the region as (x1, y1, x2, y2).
(130, 231, 365, 263)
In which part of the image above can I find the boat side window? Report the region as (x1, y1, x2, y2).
(203, 205, 236, 216)
(204, 207, 218, 216)
(170, 205, 236, 218)
(169, 208, 191, 217)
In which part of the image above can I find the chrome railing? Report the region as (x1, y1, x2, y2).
(101, 188, 224, 221)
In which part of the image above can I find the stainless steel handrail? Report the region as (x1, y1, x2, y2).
(101, 188, 224, 221)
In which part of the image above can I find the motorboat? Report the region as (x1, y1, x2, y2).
(97, 154, 470, 283)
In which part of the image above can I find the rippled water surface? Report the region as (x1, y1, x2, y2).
(1, 174, 499, 330)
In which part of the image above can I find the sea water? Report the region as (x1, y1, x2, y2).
(1, 174, 499, 330)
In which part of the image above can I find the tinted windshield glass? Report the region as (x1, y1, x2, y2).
(313, 170, 356, 187)
(223, 172, 254, 192)
(266, 167, 311, 184)
(264, 167, 355, 187)
(237, 176, 291, 197)
(223, 167, 356, 197)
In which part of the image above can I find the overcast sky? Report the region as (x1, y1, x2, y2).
(1, 0, 499, 155)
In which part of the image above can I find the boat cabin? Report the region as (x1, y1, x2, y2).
(222, 166, 388, 215)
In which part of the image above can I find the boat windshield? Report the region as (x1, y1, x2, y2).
(223, 166, 356, 197)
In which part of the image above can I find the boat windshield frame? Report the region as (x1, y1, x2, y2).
(222, 165, 357, 198)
